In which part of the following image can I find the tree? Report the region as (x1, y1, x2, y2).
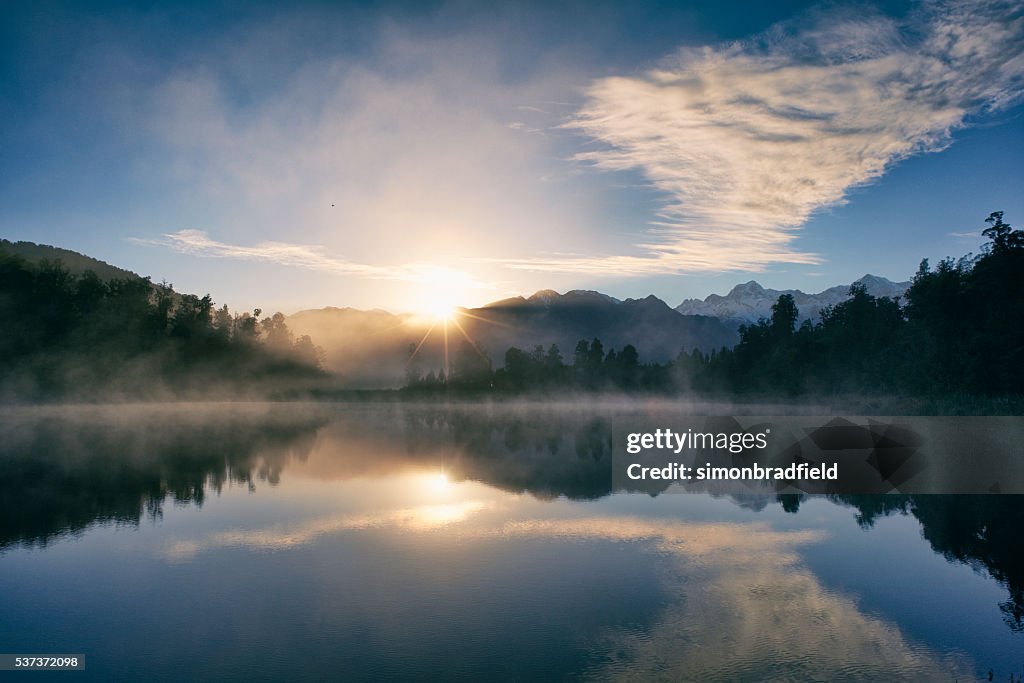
(582, 338, 605, 387)
(293, 335, 323, 369)
(213, 304, 233, 342)
(503, 346, 531, 390)
(170, 293, 213, 342)
(616, 344, 640, 389)
(587, 338, 605, 373)
(544, 344, 563, 371)
(982, 211, 1024, 254)
(261, 312, 293, 352)
(451, 340, 491, 389)
(235, 309, 261, 342)
(770, 294, 798, 338)
(573, 339, 589, 371)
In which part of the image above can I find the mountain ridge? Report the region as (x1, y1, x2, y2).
(289, 289, 738, 387)
(1, 239, 141, 282)
(674, 274, 910, 323)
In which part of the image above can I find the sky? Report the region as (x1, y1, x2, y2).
(1, 0, 1022, 316)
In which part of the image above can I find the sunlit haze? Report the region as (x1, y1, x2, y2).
(407, 266, 479, 320)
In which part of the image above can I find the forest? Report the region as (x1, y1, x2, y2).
(0, 248, 325, 401)
(404, 212, 1023, 399)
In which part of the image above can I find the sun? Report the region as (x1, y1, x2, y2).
(408, 266, 474, 322)
(420, 298, 459, 323)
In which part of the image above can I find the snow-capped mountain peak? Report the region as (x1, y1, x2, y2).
(675, 275, 910, 323)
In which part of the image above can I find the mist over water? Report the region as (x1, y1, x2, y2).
(1, 402, 1021, 681)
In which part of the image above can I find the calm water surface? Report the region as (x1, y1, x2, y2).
(0, 402, 1021, 681)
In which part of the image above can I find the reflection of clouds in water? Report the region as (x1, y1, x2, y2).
(502, 517, 974, 681)
(501, 517, 822, 560)
(162, 500, 491, 561)
(163, 504, 973, 679)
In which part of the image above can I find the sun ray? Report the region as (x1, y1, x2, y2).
(406, 321, 437, 366)
(449, 316, 491, 363)
(456, 309, 516, 330)
(442, 319, 449, 380)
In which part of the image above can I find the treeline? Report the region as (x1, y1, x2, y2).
(682, 211, 1023, 396)
(0, 249, 325, 401)
(404, 212, 1023, 398)
(403, 338, 670, 393)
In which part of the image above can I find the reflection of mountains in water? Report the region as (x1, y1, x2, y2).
(2, 405, 1021, 632)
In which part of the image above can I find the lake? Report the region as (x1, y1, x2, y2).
(1, 402, 1021, 681)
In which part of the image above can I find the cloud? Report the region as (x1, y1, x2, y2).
(513, 0, 1024, 275)
(123, 25, 597, 275)
(133, 229, 495, 297)
(174, 502, 971, 679)
(134, 229, 399, 278)
(500, 515, 975, 679)
(162, 499, 490, 561)
(121, 1, 1022, 291)
(112, 20, 612, 308)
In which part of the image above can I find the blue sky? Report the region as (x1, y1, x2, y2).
(1, 0, 1021, 315)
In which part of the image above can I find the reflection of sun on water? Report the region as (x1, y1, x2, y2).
(423, 471, 452, 495)
(411, 501, 484, 527)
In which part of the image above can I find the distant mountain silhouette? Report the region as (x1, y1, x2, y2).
(675, 274, 910, 324)
(473, 289, 736, 360)
(290, 290, 738, 388)
(0, 239, 141, 282)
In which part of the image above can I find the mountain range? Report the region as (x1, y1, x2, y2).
(674, 274, 910, 324)
(2, 240, 912, 388)
(287, 290, 738, 387)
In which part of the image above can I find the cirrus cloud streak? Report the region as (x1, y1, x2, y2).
(132, 229, 492, 290)
(519, 0, 1024, 275)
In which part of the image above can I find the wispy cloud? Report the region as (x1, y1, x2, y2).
(513, 0, 1024, 275)
(129, 229, 395, 278)
(134, 229, 396, 278)
(162, 500, 490, 561)
(132, 229, 493, 289)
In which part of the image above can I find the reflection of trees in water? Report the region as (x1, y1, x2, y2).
(3, 406, 1021, 635)
(402, 409, 1024, 634)
(397, 408, 1024, 632)
(830, 494, 1024, 633)
(0, 411, 325, 550)
(400, 408, 614, 500)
